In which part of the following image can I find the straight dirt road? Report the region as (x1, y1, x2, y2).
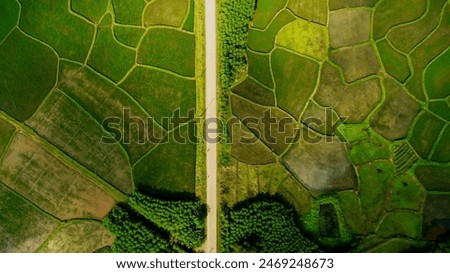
(205, 0, 218, 253)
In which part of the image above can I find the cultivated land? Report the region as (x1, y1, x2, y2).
(219, 0, 450, 252)
(0, 0, 205, 253)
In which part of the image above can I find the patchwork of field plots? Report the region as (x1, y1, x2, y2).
(0, 0, 200, 252)
(220, 0, 450, 252)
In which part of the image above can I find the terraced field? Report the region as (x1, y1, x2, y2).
(0, 0, 204, 252)
(219, 0, 450, 252)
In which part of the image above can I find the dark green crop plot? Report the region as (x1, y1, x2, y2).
(272, 48, 319, 118)
(88, 15, 136, 83)
(183, 0, 195, 32)
(112, 0, 146, 25)
(72, 0, 108, 24)
(247, 50, 274, 88)
(20, 0, 94, 62)
(387, 0, 447, 53)
(0, 0, 19, 42)
(133, 123, 197, 195)
(120, 66, 196, 129)
(373, 0, 427, 40)
(377, 39, 411, 82)
(0, 29, 58, 121)
(425, 48, 450, 99)
(138, 28, 195, 77)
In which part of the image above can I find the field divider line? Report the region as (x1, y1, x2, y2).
(0, 110, 128, 203)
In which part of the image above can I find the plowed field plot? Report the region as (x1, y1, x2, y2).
(219, 0, 450, 252)
(0, 0, 202, 253)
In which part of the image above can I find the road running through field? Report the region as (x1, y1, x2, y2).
(205, 0, 218, 253)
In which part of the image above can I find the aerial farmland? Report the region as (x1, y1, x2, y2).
(219, 0, 450, 252)
(0, 0, 449, 254)
(0, 0, 205, 253)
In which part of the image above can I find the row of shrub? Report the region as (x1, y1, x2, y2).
(218, 0, 256, 89)
(218, 0, 256, 164)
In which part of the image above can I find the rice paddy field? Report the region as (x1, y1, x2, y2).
(219, 0, 450, 252)
(0, 0, 205, 253)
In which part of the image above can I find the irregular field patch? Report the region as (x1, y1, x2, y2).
(143, 0, 189, 28)
(0, 0, 19, 42)
(0, 183, 59, 252)
(376, 39, 411, 82)
(415, 165, 450, 192)
(0, 133, 116, 220)
(132, 123, 197, 194)
(120, 66, 196, 130)
(112, 0, 146, 25)
(252, 0, 287, 29)
(283, 130, 358, 192)
(276, 19, 328, 61)
(0, 118, 15, 158)
(229, 117, 277, 165)
(113, 26, 145, 48)
(406, 4, 450, 101)
(373, 0, 427, 40)
(26, 90, 133, 194)
(137, 28, 195, 77)
(246, 50, 274, 88)
(431, 125, 450, 162)
(329, 8, 371, 48)
(231, 77, 275, 106)
(387, 0, 447, 53)
(425, 48, 450, 99)
(19, 0, 94, 62)
(38, 221, 115, 253)
(358, 160, 395, 222)
(88, 15, 136, 83)
(71, 0, 108, 24)
(409, 111, 445, 158)
(247, 10, 296, 53)
(58, 61, 165, 164)
(287, 0, 328, 25)
(0, 29, 57, 121)
(370, 78, 421, 140)
(271, 48, 319, 118)
(331, 45, 380, 83)
(231, 94, 298, 155)
(314, 62, 382, 123)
